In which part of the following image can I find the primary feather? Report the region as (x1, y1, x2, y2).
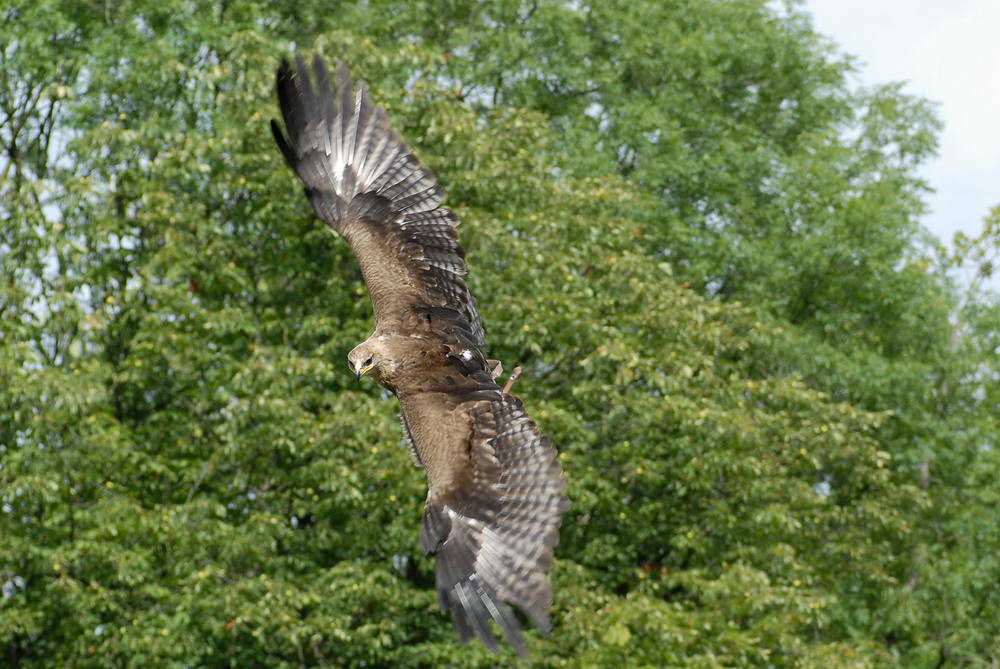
(272, 55, 483, 346)
(271, 54, 568, 657)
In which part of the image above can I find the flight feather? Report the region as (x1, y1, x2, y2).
(271, 54, 568, 657)
(271, 55, 484, 346)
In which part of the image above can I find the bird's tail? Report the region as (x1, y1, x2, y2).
(271, 54, 445, 228)
(421, 394, 569, 656)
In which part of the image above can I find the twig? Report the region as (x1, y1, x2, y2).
(502, 365, 523, 395)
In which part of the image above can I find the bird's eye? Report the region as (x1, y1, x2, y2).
(364, 357, 373, 367)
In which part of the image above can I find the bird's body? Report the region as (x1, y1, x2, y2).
(271, 55, 568, 656)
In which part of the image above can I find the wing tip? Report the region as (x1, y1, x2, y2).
(445, 580, 530, 658)
(270, 118, 296, 168)
(335, 60, 351, 89)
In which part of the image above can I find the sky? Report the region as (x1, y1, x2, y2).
(801, 0, 1000, 251)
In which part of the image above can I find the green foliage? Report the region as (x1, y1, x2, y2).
(2, 0, 998, 666)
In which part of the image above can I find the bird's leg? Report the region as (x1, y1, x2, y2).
(502, 365, 523, 395)
(488, 359, 523, 394)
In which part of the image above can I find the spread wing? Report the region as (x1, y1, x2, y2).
(399, 357, 568, 657)
(270, 54, 485, 346)
(271, 54, 568, 656)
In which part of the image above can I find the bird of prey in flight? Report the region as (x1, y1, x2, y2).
(271, 54, 568, 656)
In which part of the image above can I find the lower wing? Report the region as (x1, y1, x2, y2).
(415, 389, 569, 656)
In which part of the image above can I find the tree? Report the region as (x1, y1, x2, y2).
(2, 0, 996, 665)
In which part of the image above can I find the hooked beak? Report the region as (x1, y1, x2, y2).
(354, 363, 375, 380)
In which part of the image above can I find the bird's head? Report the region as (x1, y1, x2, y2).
(348, 339, 391, 381)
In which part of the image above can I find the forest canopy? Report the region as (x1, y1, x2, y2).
(2, 0, 998, 666)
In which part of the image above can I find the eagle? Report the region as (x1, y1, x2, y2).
(270, 54, 568, 656)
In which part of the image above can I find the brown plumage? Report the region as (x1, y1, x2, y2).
(270, 54, 568, 656)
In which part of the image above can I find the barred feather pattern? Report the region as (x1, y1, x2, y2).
(272, 54, 568, 657)
(422, 394, 569, 657)
(271, 54, 485, 345)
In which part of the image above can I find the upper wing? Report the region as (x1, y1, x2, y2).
(271, 55, 485, 346)
(401, 364, 569, 656)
